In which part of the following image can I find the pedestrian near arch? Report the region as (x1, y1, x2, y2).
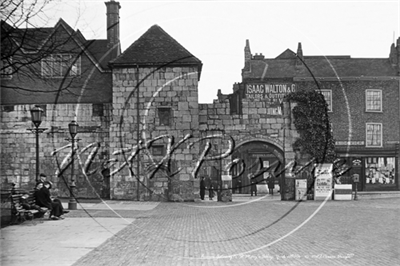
(268, 173, 275, 195)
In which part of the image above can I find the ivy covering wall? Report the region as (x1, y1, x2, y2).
(286, 90, 336, 164)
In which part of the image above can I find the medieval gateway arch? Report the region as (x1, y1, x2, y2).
(229, 139, 284, 194)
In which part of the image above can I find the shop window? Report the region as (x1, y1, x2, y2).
(319, 90, 332, 112)
(366, 123, 382, 147)
(41, 54, 81, 78)
(365, 157, 396, 186)
(365, 90, 382, 112)
(158, 107, 171, 126)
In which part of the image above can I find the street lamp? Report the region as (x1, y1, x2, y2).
(68, 120, 79, 210)
(29, 106, 45, 183)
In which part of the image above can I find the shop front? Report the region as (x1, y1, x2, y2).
(336, 147, 399, 191)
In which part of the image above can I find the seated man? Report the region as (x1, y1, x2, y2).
(34, 181, 68, 220)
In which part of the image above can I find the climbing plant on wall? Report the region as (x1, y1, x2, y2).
(286, 90, 336, 164)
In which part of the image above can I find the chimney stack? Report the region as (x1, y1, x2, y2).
(105, 0, 121, 60)
(244, 39, 252, 63)
(296, 42, 303, 66)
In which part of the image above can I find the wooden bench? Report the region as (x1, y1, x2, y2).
(10, 191, 48, 224)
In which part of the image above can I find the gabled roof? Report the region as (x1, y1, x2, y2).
(85, 39, 110, 69)
(1, 19, 110, 72)
(111, 25, 202, 68)
(275, 49, 296, 59)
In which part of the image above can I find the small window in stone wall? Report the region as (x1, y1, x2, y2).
(3, 105, 14, 112)
(152, 145, 165, 156)
(93, 103, 104, 116)
(158, 107, 171, 126)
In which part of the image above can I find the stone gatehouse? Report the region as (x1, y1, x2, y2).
(106, 25, 296, 201)
(2, 1, 398, 201)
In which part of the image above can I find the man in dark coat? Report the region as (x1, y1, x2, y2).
(268, 174, 275, 195)
(200, 176, 206, 200)
(205, 176, 214, 200)
(34, 181, 66, 220)
(236, 178, 242, 194)
(250, 179, 257, 196)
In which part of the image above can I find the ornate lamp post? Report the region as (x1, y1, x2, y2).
(30, 106, 45, 183)
(68, 121, 79, 210)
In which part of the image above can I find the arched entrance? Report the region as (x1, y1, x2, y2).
(230, 140, 284, 194)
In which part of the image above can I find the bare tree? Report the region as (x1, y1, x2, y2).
(1, 0, 95, 95)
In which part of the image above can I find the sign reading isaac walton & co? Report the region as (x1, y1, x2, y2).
(245, 83, 296, 115)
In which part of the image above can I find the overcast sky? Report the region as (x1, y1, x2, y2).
(37, 0, 399, 103)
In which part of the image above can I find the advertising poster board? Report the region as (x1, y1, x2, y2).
(295, 179, 307, 201)
(314, 163, 333, 201)
(334, 184, 352, 200)
(221, 175, 232, 189)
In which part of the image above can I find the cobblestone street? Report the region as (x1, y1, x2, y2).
(73, 197, 400, 266)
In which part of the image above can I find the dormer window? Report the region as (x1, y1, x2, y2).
(41, 54, 81, 78)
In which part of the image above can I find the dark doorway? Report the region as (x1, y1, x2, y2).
(231, 141, 283, 194)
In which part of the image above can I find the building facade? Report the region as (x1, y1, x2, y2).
(1, 1, 399, 201)
(225, 40, 400, 193)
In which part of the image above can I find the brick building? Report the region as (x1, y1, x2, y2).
(218, 40, 400, 193)
(1, 1, 399, 202)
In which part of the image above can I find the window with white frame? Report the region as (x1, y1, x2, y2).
(319, 90, 332, 112)
(365, 90, 382, 112)
(41, 54, 81, 77)
(366, 123, 382, 147)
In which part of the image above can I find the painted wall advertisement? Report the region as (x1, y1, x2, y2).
(245, 83, 296, 115)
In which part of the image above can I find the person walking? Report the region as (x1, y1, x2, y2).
(200, 176, 206, 200)
(268, 174, 275, 195)
(250, 179, 257, 196)
(204, 175, 214, 200)
(236, 178, 242, 194)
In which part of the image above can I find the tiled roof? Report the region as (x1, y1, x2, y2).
(275, 49, 296, 59)
(243, 50, 396, 79)
(85, 39, 110, 69)
(1, 20, 54, 53)
(111, 25, 202, 67)
(1, 19, 111, 71)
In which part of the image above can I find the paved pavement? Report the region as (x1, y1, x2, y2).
(0, 201, 159, 266)
(1, 194, 399, 266)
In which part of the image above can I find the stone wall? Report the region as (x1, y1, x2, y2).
(198, 96, 299, 198)
(0, 103, 111, 198)
(109, 66, 201, 201)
